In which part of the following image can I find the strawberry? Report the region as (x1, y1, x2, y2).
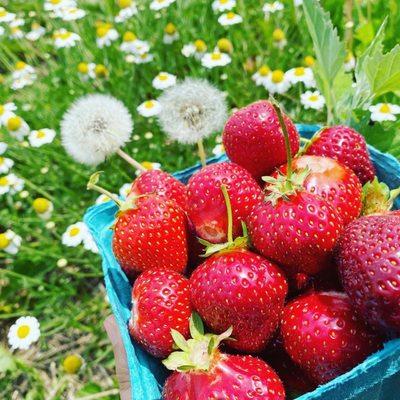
(336, 211, 400, 335)
(187, 162, 263, 243)
(130, 169, 188, 212)
(280, 291, 382, 385)
(305, 125, 375, 184)
(128, 269, 192, 358)
(276, 155, 362, 226)
(223, 100, 300, 180)
(222, 99, 300, 180)
(87, 173, 188, 279)
(162, 314, 285, 400)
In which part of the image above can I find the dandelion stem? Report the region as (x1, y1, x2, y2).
(197, 139, 207, 167)
(221, 184, 233, 243)
(116, 148, 146, 172)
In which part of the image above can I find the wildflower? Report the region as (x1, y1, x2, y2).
(152, 72, 177, 90)
(264, 69, 291, 94)
(0, 229, 22, 255)
(57, 258, 68, 267)
(62, 222, 88, 247)
(272, 28, 286, 49)
(0, 7, 16, 23)
(55, 7, 86, 21)
(12, 61, 36, 80)
(144, 132, 154, 139)
(303, 55, 315, 67)
(115, 0, 138, 23)
(63, 354, 84, 374)
(5, 115, 30, 141)
(19, 190, 29, 199)
(286, 67, 315, 87)
(28, 129, 56, 147)
(61, 94, 133, 166)
(263, 1, 284, 18)
(369, 103, 400, 122)
(157, 78, 227, 144)
(7, 316, 40, 350)
(217, 38, 233, 53)
(218, 11, 243, 26)
(201, 51, 231, 68)
(252, 65, 270, 86)
(96, 22, 119, 48)
(119, 183, 132, 198)
(163, 23, 179, 44)
(134, 161, 161, 176)
(129, 53, 154, 64)
(77, 62, 95, 80)
(212, 0, 236, 12)
(137, 100, 162, 117)
(149, 0, 176, 11)
(294, 0, 303, 5)
(300, 90, 326, 110)
(212, 143, 225, 156)
(0, 142, 7, 154)
(0, 102, 17, 126)
(120, 32, 150, 54)
(182, 39, 207, 58)
(53, 29, 81, 48)
(44, 0, 76, 11)
(83, 233, 98, 253)
(344, 51, 356, 72)
(32, 198, 54, 220)
(0, 156, 14, 174)
(0, 173, 25, 195)
(26, 23, 46, 41)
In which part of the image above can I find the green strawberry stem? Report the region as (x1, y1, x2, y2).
(362, 177, 400, 215)
(221, 184, 233, 243)
(197, 139, 207, 167)
(116, 148, 147, 172)
(87, 172, 123, 207)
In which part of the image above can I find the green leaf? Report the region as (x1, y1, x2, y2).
(0, 347, 17, 373)
(354, 21, 375, 48)
(189, 312, 204, 339)
(171, 329, 189, 352)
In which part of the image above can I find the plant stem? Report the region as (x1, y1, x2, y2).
(87, 176, 123, 207)
(197, 139, 207, 167)
(116, 148, 146, 172)
(221, 184, 233, 243)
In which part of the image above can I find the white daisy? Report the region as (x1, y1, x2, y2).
(83, 233, 98, 253)
(286, 67, 315, 87)
(0, 142, 7, 154)
(201, 51, 231, 68)
(10, 18, 25, 28)
(300, 90, 326, 110)
(128, 53, 154, 64)
(53, 29, 81, 48)
(212, 0, 236, 12)
(181, 43, 196, 57)
(115, 0, 138, 23)
(0, 26, 4, 36)
(272, 28, 287, 49)
(0, 156, 14, 174)
(5, 115, 30, 141)
(163, 24, 179, 44)
(294, 0, 303, 5)
(119, 183, 132, 199)
(264, 69, 291, 94)
(77, 62, 95, 80)
(26, 23, 46, 41)
(44, 0, 76, 11)
(96, 23, 119, 48)
(134, 161, 161, 176)
(12, 62, 35, 80)
(0, 102, 17, 126)
(212, 143, 225, 156)
(152, 72, 177, 90)
(11, 75, 37, 90)
(137, 100, 162, 117)
(181, 40, 207, 59)
(120, 33, 150, 55)
(369, 103, 400, 122)
(28, 129, 56, 147)
(0, 229, 22, 255)
(218, 11, 243, 26)
(8, 316, 40, 350)
(252, 65, 271, 86)
(32, 198, 54, 220)
(0, 174, 24, 195)
(61, 222, 88, 247)
(0, 7, 16, 23)
(55, 7, 86, 21)
(263, 1, 284, 18)
(149, 0, 176, 11)
(9, 27, 24, 40)
(344, 52, 356, 72)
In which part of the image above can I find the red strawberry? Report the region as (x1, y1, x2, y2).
(223, 100, 300, 180)
(129, 169, 188, 212)
(280, 291, 382, 385)
(305, 125, 375, 184)
(128, 269, 192, 358)
(190, 248, 288, 353)
(187, 162, 263, 243)
(276, 155, 362, 226)
(336, 211, 400, 335)
(112, 195, 188, 278)
(162, 314, 285, 400)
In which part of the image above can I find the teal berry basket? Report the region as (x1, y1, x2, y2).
(84, 124, 400, 400)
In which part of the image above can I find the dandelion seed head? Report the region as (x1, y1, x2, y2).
(61, 94, 133, 166)
(157, 78, 227, 144)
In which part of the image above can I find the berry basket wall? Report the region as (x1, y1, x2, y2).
(84, 124, 400, 400)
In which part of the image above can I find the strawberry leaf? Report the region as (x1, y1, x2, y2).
(190, 312, 204, 339)
(171, 329, 189, 352)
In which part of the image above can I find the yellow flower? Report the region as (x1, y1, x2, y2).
(15, 61, 26, 70)
(304, 55, 315, 67)
(0, 233, 10, 249)
(217, 38, 233, 54)
(271, 69, 284, 83)
(194, 39, 207, 53)
(258, 65, 270, 76)
(123, 31, 137, 42)
(7, 116, 22, 131)
(117, 0, 132, 8)
(63, 354, 83, 374)
(77, 62, 89, 74)
(32, 198, 51, 214)
(94, 64, 108, 77)
(164, 23, 176, 35)
(272, 28, 285, 41)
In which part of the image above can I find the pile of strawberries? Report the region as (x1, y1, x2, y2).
(98, 100, 400, 399)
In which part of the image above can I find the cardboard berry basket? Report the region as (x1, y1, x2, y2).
(84, 124, 400, 400)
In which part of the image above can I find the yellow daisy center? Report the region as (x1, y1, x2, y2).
(7, 116, 22, 131)
(77, 62, 89, 74)
(123, 31, 137, 42)
(69, 227, 80, 237)
(272, 29, 285, 41)
(15, 61, 26, 70)
(0, 9, 7, 17)
(51, 0, 61, 4)
(194, 39, 207, 52)
(379, 103, 391, 113)
(294, 67, 305, 76)
(271, 70, 284, 83)
(259, 65, 270, 76)
(17, 325, 30, 339)
(0, 176, 9, 187)
(95, 64, 108, 77)
(32, 22, 40, 30)
(217, 38, 233, 53)
(0, 233, 10, 249)
(220, 0, 229, 3)
(140, 53, 148, 59)
(226, 12, 235, 19)
(309, 94, 319, 102)
(304, 55, 315, 67)
(96, 26, 110, 38)
(211, 52, 222, 61)
(165, 23, 176, 35)
(144, 101, 155, 109)
(33, 198, 50, 213)
(0, 105, 4, 115)
(158, 73, 168, 81)
(118, 0, 132, 8)
(141, 161, 155, 170)
(0, 157, 4, 165)
(36, 130, 46, 139)
(63, 354, 83, 374)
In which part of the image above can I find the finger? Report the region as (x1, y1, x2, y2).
(104, 315, 132, 400)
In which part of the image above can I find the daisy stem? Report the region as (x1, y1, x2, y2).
(197, 139, 207, 167)
(116, 148, 146, 172)
(221, 184, 233, 243)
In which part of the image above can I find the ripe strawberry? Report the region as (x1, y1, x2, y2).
(162, 314, 285, 400)
(129, 169, 188, 212)
(187, 162, 263, 243)
(336, 212, 400, 335)
(305, 125, 375, 184)
(128, 269, 192, 358)
(190, 248, 288, 353)
(280, 291, 382, 385)
(276, 155, 362, 226)
(223, 100, 300, 179)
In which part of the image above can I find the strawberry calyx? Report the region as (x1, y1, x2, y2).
(198, 184, 249, 257)
(361, 177, 400, 215)
(162, 313, 232, 372)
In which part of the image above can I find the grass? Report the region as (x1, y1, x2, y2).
(0, 0, 399, 398)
